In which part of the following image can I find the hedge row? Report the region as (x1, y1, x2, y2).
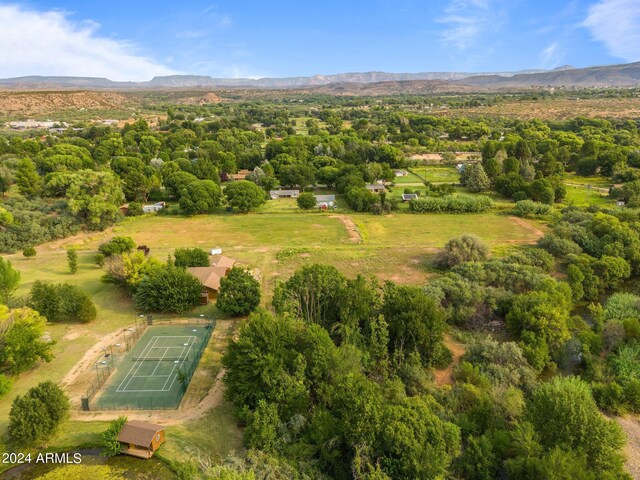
(409, 195, 493, 213)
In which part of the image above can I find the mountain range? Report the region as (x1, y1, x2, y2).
(0, 62, 639, 91)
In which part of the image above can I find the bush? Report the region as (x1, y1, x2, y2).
(179, 179, 221, 214)
(134, 265, 202, 313)
(22, 247, 36, 259)
(537, 234, 582, 257)
(127, 202, 143, 216)
(409, 195, 493, 213)
(101, 416, 127, 457)
(0, 373, 12, 396)
(297, 192, 316, 210)
(98, 236, 135, 257)
(28, 281, 97, 323)
(94, 253, 105, 267)
(174, 247, 210, 267)
(437, 235, 489, 268)
(514, 200, 552, 217)
(0, 257, 20, 303)
(67, 247, 78, 274)
(217, 267, 261, 316)
(8, 381, 70, 447)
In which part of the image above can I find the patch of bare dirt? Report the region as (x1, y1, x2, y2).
(179, 92, 222, 105)
(0, 91, 131, 115)
(329, 214, 362, 243)
(507, 216, 545, 239)
(434, 334, 466, 387)
(617, 416, 640, 479)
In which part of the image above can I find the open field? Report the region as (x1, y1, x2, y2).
(0, 210, 545, 467)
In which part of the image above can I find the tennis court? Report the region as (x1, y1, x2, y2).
(91, 323, 214, 410)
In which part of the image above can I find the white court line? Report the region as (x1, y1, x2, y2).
(116, 336, 160, 392)
(163, 338, 196, 391)
(117, 335, 198, 393)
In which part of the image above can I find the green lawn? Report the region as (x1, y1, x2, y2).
(392, 171, 424, 184)
(562, 184, 614, 206)
(564, 173, 612, 188)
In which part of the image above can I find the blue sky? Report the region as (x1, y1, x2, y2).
(0, 0, 639, 80)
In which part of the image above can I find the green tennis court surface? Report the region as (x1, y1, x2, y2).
(92, 324, 213, 410)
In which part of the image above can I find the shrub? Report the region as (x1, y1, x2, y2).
(127, 202, 143, 216)
(437, 235, 489, 268)
(217, 267, 261, 316)
(537, 234, 582, 257)
(8, 381, 70, 447)
(514, 200, 552, 217)
(28, 281, 96, 323)
(134, 265, 202, 313)
(101, 416, 127, 457)
(22, 247, 36, 259)
(297, 192, 317, 210)
(409, 195, 493, 213)
(0, 257, 20, 303)
(94, 253, 105, 267)
(0, 373, 12, 396)
(174, 247, 210, 267)
(98, 236, 135, 257)
(67, 247, 78, 274)
(225, 180, 266, 212)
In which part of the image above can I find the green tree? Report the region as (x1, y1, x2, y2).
(0, 373, 13, 396)
(67, 247, 78, 274)
(101, 416, 127, 457)
(98, 236, 136, 257)
(22, 247, 36, 259)
(179, 179, 222, 214)
(461, 163, 491, 192)
(8, 381, 70, 447)
(217, 267, 261, 316)
(0, 206, 14, 226)
(0, 307, 54, 373)
(15, 158, 43, 198)
(0, 257, 21, 303)
(296, 192, 317, 210)
(437, 235, 489, 268)
(527, 376, 626, 475)
(65, 170, 125, 229)
(382, 282, 448, 367)
(134, 265, 202, 313)
(244, 400, 280, 452)
(278, 164, 315, 188)
(225, 180, 267, 213)
(173, 247, 210, 267)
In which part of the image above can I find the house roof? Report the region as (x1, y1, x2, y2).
(270, 189, 299, 195)
(117, 420, 164, 447)
(314, 195, 335, 202)
(366, 184, 385, 190)
(214, 255, 236, 269)
(187, 266, 229, 291)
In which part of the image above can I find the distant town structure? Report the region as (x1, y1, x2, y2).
(366, 184, 385, 193)
(142, 202, 166, 213)
(270, 189, 300, 199)
(314, 194, 336, 209)
(117, 420, 165, 459)
(229, 169, 252, 181)
(394, 169, 408, 177)
(7, 120, 67, 130)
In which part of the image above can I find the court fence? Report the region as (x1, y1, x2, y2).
(81, 315, 215, 411)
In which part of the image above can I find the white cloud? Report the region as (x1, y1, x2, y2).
(0, 4, 177, 81)
(540, 42, 562, 68)
(583, 0, 640, 62)
(438, 0, 505, 50)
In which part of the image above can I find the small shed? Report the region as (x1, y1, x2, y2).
(394, 170, 408, 177)
(402, 193, 419, 202)
(118, 420, 165, 459)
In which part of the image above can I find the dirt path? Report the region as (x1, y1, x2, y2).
(507, 216, 545, 239)
(617, 416, 640, 479)
(434, 334, 466, 387)
(330, 214, 362, 243)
